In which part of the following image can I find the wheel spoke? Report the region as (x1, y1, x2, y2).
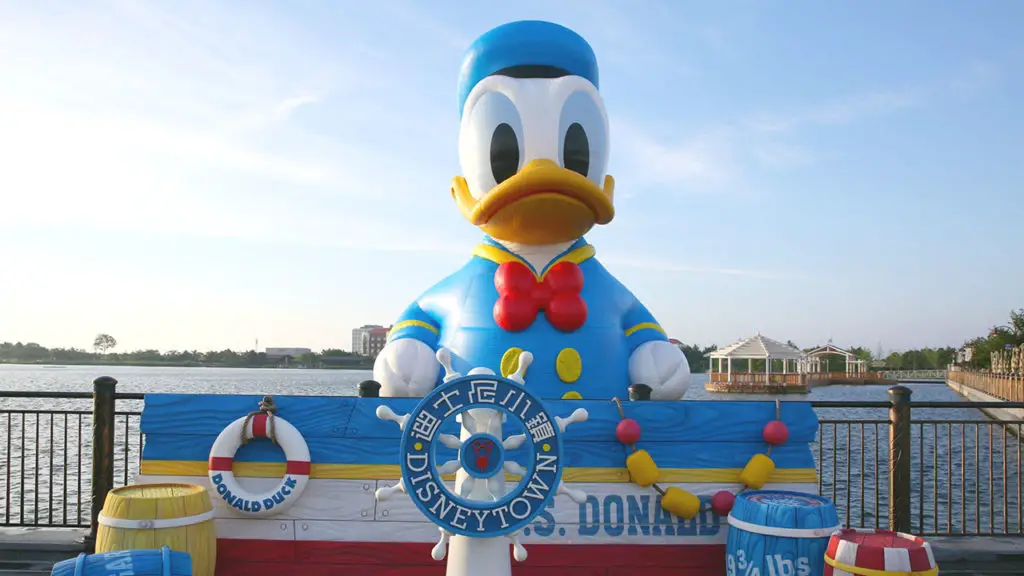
(486, 476, 504, 501)
(502, 461, 526, 476)
(438, 433, 462, 449)
(437, 460, 462, 475)
(503, 434, 526, 450)
(459, 476, 476, 498)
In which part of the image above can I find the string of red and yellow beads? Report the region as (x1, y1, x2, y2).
(612, 397, 790, 519)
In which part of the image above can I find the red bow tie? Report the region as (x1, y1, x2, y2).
(493, 261, 587, 332)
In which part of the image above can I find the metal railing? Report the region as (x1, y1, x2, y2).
(949, 367, 1024, 402)
(0, 377, 143, 551)
(879, 369, 949, 381)
(805, 371, 888, 382)
(1, 380, 1023, 541)
(708, 372, 804, 385)
(813, 388, 1024, 536)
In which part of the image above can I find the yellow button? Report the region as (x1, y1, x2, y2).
(556, 348, 582, 383)
(561, 391, 582, 400)
(500, 347, 524, 378)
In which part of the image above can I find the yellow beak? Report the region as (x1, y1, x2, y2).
(452, 159, 615, 244)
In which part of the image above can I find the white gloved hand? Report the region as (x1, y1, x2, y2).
(628, 340, 691, 400)
(374, 339, 441, 397)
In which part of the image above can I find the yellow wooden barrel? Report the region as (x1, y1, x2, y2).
(96, 483, 217, 576)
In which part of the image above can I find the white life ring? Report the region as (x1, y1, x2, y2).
(207, 413, 310, 517)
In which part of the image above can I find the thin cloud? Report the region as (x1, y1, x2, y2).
(613, 86, 922, 193)
(746, 90, 924, 133)
(375, 0, 472, 51)
(275, 94, 323, 121)
(949, 60, 999, 97)
(0, 0, 460, 249)
(614, 122, 741, 190)
(751, 142, 813, 169)
(601, 254, 804, 280)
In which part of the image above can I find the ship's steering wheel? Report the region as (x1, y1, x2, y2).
(374, 350, 588, 561)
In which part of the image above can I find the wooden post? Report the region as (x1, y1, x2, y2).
(86, 376, 117, 553)
(888, 385, 912, 534)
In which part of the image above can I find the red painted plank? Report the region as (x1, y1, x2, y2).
(218, 540, 726, 573)
(219, 564, 610, 576)
(218, 563, 727, 576)
(608, 569, 724, 576)
(517, 543, 725, 567)
(218, 564, 445, 576)
(217, 539, 295, 563)
(296, 540, 436, 565)
(513, 568, 606, 576)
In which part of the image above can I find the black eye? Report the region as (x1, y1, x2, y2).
(563, 122, 589, 177)
(490, 123, 520, 185)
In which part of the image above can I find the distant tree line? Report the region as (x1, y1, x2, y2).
(0, 335, 372, 370)
(9, 310, 1020, 374)
(675, 343, 718, 373)
(957, 309, 1024, 371)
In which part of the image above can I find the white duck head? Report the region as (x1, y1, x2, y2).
(451, 21, 615, 246)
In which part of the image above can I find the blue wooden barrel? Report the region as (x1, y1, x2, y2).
(726, 490, 839, 576)
(51, 546, 192, 576)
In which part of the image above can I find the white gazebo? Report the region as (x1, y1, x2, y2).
(802, 340, 869, 379)
(705, 333, 807, 393)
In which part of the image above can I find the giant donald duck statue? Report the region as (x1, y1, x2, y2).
(374, 20, 691, 401)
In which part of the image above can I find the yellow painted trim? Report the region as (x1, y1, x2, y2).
(472, 244, 596, 280)
(624, 322, 665, 337)
(140, 460, 818, 484)
(389, 320, 439, 338)
(824, 555, 937, 576)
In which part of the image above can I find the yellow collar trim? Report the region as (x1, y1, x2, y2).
(472, 243, 596, 280)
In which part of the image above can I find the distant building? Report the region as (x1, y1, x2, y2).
(957, 346, 974, 364)
(352, 324, 390, 357)
(352, 325, 382, 356)
(265, 347, 312, 359)
(367, 327, 389, 358)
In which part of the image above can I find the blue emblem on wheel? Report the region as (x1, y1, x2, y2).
(398, 375, 562, 537)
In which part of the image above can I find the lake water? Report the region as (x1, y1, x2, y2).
(1, 365, 1020, 535)
(0, 362, 981, 402)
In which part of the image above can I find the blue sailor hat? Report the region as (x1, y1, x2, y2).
(457, 20, 599, 117)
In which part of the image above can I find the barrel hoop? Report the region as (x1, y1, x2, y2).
(73, 552, 87, 576)
(726, 514, 840, 539)
(97, 509, 215, 530)
(161, 545, 172, 575)
(824, 554, 939, 576)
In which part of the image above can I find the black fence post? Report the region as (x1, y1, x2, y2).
(628, 384, 652, 401)
(888, 385, 912, 533)
(86, 376, 117, 553)
(358, 380, 381, 398)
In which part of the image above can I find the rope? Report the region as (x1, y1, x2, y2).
(766, 399, 782, 457)
(611, 396, 781, 513)
(611, 398, 636, 454)
(240, 395, 278, 445)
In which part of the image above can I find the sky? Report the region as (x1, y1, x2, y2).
(1, 0, 1022, 354)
